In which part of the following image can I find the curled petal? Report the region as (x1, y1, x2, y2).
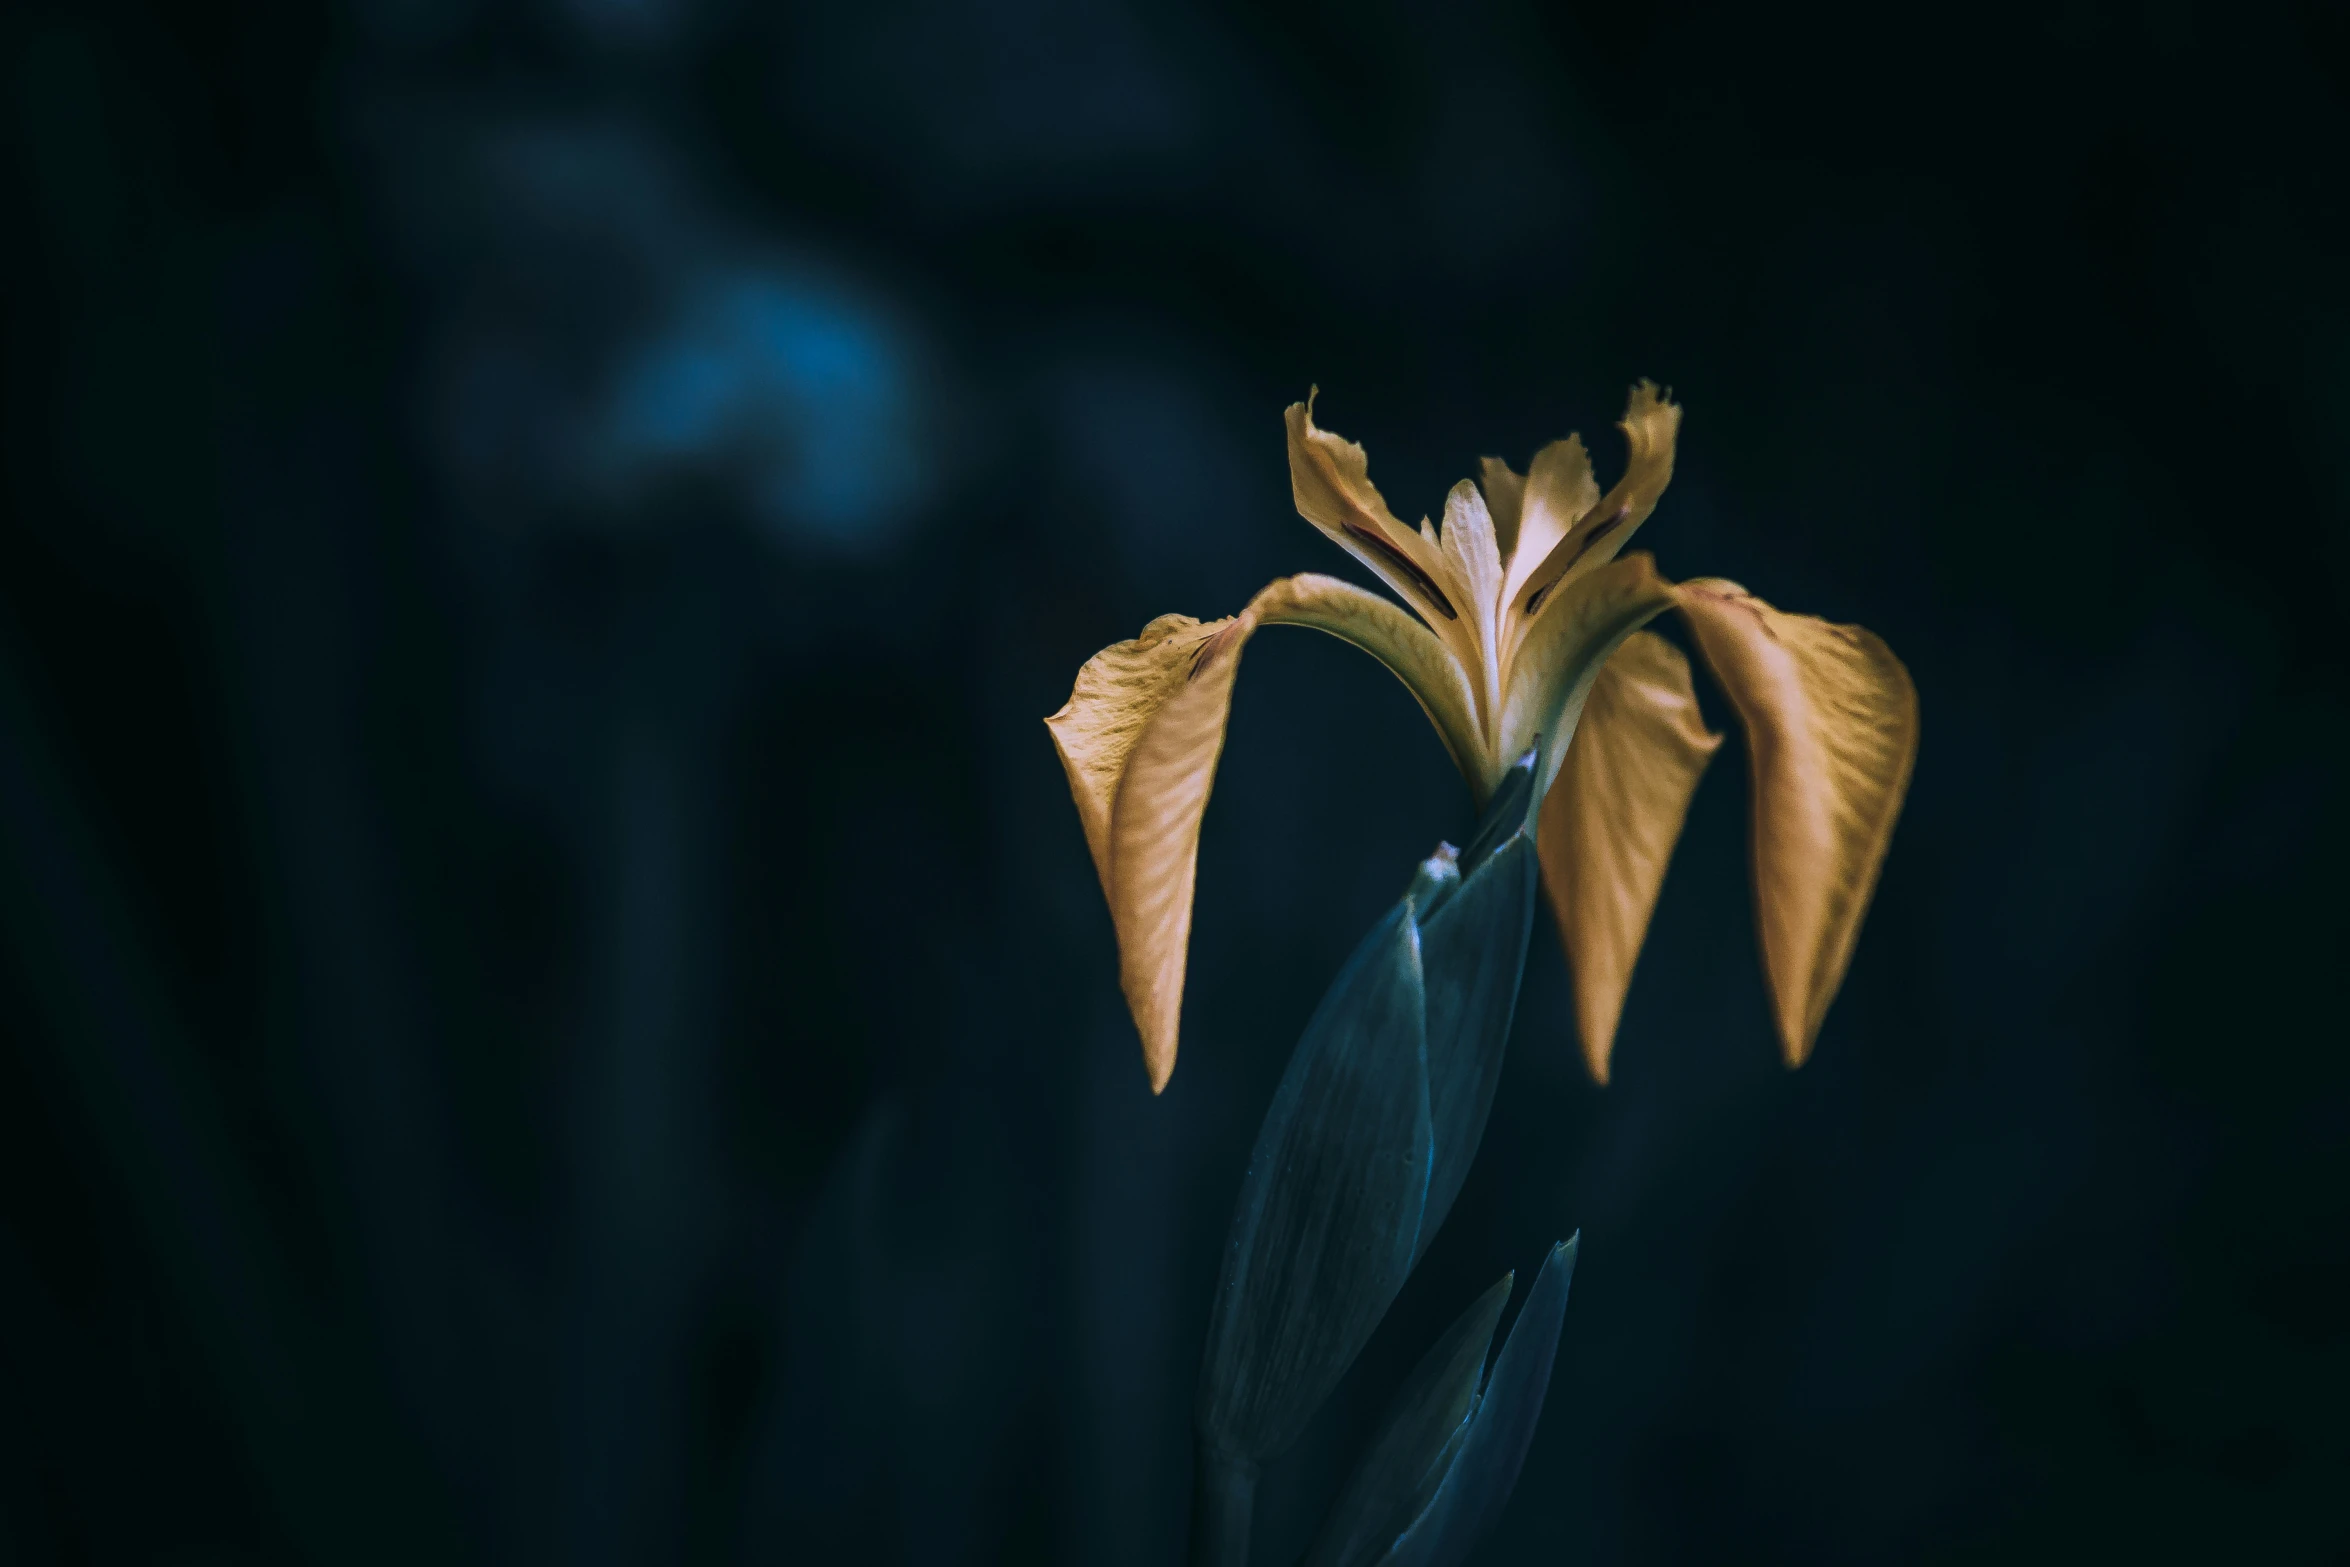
(1044, 612, 1227, 906)
(1510, 383, 1682, 634)
(1265, 576, 1488, 784)
(1045, 577, 1480, 1091)
(1536, 631, 1723, 1082)
(1263, 575, 1487, 783)
(1495, 553, 1680, 806)
(1673, 580, 1919, 1065)
(1287, 393, 1474, 644)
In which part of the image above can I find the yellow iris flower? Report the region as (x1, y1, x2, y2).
(1048, 385, 1919, 1092)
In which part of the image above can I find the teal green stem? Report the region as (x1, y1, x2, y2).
(1189, 1438, 1259, 1567)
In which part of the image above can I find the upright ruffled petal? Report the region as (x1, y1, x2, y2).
(1672, 580, 1919, 1065)
(1439, 480, 1504, 719)
(1536, 630, 1722, 1082)
(1476, 457, 1526, 562)
(1500, 435, 1599, 612)
(1493, 553, 1681, 805)
(1287, 394, 1476, 657)
(1509, 383, 1682, 636)
(1045, 576, 1482, 1091)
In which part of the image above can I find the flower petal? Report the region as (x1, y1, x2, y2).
(1439, 480, 1504, 719)
(1263, 574, 1486, 784)
(1509, 383, 1682, 632)
(1440, 481, 1502, 611)
(1536, 631, 1722, 1082)
(1672, 580, 1919, 1065)
(1477, 457, 1526, 562)
(1499, 434, 1599, 611)
(1495, 553, 1681, 806)
(1045, 576, 1482, 1091)
(1044, 612, 1228, 905)
(1287, 393, 1474, 643)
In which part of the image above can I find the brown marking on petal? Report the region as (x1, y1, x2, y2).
(1187, 622, 1246, 681)
(1343, 522, 1459, 619)
(1684, 583, 1787, 645)
(1561, 506, 1629, 569)
(1517, 506, 1631, 619)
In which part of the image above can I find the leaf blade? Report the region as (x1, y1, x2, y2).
(1303, 1273, 1515, 1567)
(1415, 826, 1536, 1254)
(1380, 1237, 1581, 1567)
(1196, 901, 1434, 1461)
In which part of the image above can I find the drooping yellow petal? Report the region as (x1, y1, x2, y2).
(1672, 580, 1919, 1065)
(1536, 631, 1723, 1082)
(1501, 435, 1600, 611)
(1045, 612, 1228, 903)
(1045, 575, 1480, 1092)
(1286, 394, 1474, 657)
(1494, 552, 1681, 805)
(1510, 384, 1682, 635)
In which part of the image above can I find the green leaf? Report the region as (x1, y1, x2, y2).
(1382, 1237, 1580, 1567)
(1303, 1273, 1514, 1567)
(1195, 902, 1434, 1462)
(1413, 755, 1539, 1258)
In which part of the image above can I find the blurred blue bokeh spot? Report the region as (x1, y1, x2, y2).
(601, 266, 932, 555)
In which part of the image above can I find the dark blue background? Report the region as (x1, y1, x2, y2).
(3, 0, 2345, 1561)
